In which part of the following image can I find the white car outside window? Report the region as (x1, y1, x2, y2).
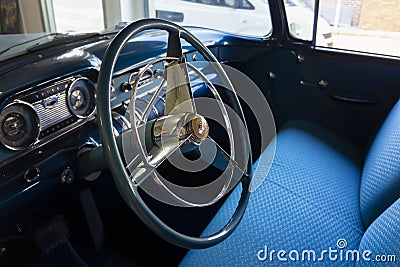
(154, 0, 333, 46)
(154, 0, 272, 37)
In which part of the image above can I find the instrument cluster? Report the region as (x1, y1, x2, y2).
(0, 60, 165, 152)
(0, 75, 96, 151)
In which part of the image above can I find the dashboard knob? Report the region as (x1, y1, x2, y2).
(120, 82, 132, 92)
(61, 167, 74, 184)
(24, 167, 40, 183)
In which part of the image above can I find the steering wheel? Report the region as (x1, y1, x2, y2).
(96, 18, 252, 249)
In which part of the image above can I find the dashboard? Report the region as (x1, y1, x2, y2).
(0, 62, 166, 151)
(0, 27, 253, 238)
(0, 61, 165, 181)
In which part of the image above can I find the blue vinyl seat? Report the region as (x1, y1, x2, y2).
(180, 100, 400, 266)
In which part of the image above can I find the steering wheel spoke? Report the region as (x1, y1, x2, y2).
(139, 76, 166, 123)
(206, 136, 246, 179)
(147, 134, 192, 167)
(163, 30, 197, 116)
(164, 60, 197, 115)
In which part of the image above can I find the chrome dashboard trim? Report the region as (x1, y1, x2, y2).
(0, 68, 99, 158)
(33, 91, 70, 129)
(0, 67, 99, 109)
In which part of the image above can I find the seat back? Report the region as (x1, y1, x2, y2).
(357, 197, 400, 266)
(360, 99, 400, 228)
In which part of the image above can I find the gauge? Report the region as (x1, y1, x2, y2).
(0, 101, 40, 150)
(67, 77, 95, 118)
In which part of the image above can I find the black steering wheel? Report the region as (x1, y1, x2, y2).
(96, 18, 252, 249)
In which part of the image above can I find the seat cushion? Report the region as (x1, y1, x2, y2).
(180, 121, 364, 266)
(360, 100, 400, 227)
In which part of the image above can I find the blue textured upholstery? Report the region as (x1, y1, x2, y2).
(357, 198, 400, 267)
(180, 121, 364, 266)
(180, 100, 400, 267)
(360, 100, 400, 227)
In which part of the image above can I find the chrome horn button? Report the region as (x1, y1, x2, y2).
(152, 113, 209, 148)
(188, 114, 209, 144)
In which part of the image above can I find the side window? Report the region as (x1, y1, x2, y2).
(241, 0, 255, 10)
(316, 0, 400, 57)
(182, 0, 218, 6)
(201, 0, 219, 5)
(183, 0, 242, 8)
(284, 0, 400, 57)
(224, 0, 238, 8)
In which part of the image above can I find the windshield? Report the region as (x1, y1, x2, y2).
(0, 33, 55, 54)
(0, 0, 272, 62)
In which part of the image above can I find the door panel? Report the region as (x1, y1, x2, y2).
(240, 43, 400, 151)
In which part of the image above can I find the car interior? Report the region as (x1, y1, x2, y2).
(0, 0, 399, 266)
